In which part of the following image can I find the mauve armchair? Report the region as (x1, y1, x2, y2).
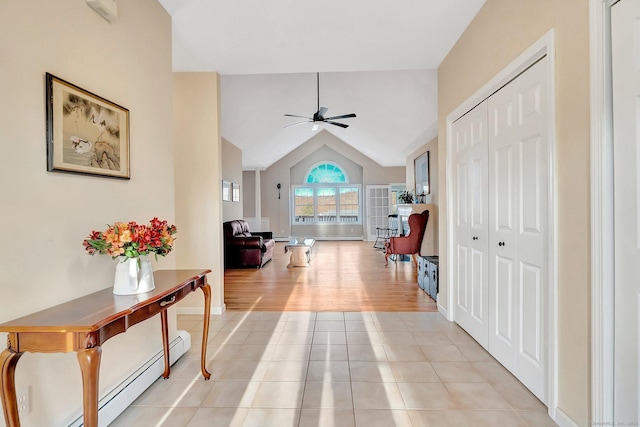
(385, 210, 429, 266)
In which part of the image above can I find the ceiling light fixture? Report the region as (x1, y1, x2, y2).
(284, 72, 356, 129)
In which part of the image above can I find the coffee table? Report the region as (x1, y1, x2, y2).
(284, 237, 315, 267)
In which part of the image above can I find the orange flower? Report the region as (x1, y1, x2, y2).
(83, 218, 177, 260)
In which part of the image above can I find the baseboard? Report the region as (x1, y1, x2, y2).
(177, 303, 226, 315)
(66, 330, 191, 427)
(274, 237, 364, 242)
(437, 301, 449, 320)
(553, 407, 580, 427)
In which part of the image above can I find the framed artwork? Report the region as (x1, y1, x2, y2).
(45, 73, 130, 179)
(232, 183, 240, 202)
(414, 151, 430, 196)
(222, 180, 231, 201)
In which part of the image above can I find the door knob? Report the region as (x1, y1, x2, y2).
(472, 236, 478, 240)
(498, 242, 505, 247)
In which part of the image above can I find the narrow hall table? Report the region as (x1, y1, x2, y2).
(0, 269, 212, 427)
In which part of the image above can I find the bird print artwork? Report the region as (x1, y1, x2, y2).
(62, 92, 121, 171)
(70, 136, 92, 154)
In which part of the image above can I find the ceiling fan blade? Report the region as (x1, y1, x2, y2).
(284, 120, 312, 128)
(284, 114, 312, 119)
(324, 113, 356, 120)
(326, 121, 349, 129)
(285, 73, 356, 130)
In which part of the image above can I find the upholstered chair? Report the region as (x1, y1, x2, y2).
(384, 210, 429, 266)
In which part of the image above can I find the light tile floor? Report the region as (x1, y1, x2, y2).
(111, 311, 558, 427)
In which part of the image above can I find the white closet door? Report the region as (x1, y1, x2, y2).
(612, 0, 640, 421)
(488, 87, 518, 372)
(366, 185, 390, 241)
(453, 102, 490, 348)
(488, 57, 548, 402)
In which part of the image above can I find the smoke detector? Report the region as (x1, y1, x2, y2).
(86, 0, 117, 23)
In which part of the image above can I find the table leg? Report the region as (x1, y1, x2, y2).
(160, 310, 171, 379)
(199, 282, 212, 380)
(1, 349, 24, 427)
(287, 246, 311, 267)
(77, 347, 102, 427)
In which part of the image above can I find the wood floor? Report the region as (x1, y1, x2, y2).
(224, 240, 438, 312)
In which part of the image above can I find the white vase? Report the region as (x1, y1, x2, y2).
(113, 255, 155, 295)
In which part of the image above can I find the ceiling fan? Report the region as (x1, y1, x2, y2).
(284, 72, 356, 129)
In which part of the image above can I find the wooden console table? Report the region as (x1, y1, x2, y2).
(0, 269, 212, 427)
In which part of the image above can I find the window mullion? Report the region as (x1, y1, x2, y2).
(336, 185, 341, 222)
(313, 188, 318, 223)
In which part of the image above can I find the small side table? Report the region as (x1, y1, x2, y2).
(284, 238, 315, 267)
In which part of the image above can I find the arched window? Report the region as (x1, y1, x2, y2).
(305, 162, 348, 183)
(293, 162, 360, 225)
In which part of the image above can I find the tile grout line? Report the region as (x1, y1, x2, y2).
(165, 314, 554, 426)
(343, 313, 358, 427)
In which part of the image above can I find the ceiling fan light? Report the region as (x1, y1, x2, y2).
(312, 124, 320, 131)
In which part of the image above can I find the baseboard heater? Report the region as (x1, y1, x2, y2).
(67, 330, 191, 427)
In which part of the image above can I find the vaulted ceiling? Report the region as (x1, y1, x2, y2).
(158, 0, 486, 169)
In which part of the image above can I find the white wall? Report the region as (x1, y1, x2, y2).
(0, 2, 175, 425)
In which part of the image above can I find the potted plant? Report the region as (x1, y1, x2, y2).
(398, 190, 415, 204)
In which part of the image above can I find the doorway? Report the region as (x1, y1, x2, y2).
(612, 0, 640, 421)
(591, 0, 640, 422)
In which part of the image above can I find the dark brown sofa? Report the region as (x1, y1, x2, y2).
(223, 220, 275, 268)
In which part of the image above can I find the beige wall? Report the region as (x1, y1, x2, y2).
(405, 138, 439, 256)
(242, 170, 257, 217)
(437, 0, 590, 424)
(406, 136, 438, 205)
(261, 131, 405, 238)
(173, 73, 225, 312)
(0, 1, 175, 425)
(222, 138, 243, 221)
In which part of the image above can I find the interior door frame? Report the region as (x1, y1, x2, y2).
(445, 29, 558, 420)
(590, 0, 617, 423)
(365, 184, 391, 242)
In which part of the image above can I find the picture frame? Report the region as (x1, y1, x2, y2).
(45, 73, 130, 179)
(222, 180, 231, 201)
(414, 151, 430, 196)
(232, 183, 240, 202)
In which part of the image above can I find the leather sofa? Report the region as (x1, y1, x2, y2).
(223, 220, 275, 268)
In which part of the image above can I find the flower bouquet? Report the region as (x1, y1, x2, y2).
(83, 218, 177, 295)
(83, 217, 177, 259)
